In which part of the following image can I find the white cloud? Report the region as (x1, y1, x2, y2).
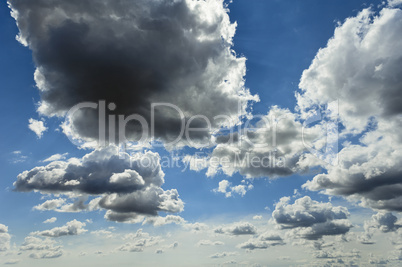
(43, 217, 57, 224)
(389, 0, 402, 7)
(238, 231, 285, 250)
(143, 215, 186, 227)
(42, 153, 68, 162)
(28, 118, 47, 138)
(296, 5, 402, 213)
(209, 252, 236, 259)
(197, 240, 224, 246)
(20, 236, 63, 259)
(0, 224, 11, 251)
(32, 220, 87, 237)
(118, 229, 162, 253)
(213, 180, 253, 198)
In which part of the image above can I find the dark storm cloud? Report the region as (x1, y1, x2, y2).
(9, 0, 258, 146)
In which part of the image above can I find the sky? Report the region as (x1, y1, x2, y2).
(1, 0, 402, 266)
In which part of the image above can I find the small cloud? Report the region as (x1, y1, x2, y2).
(4, 259, 20, 265)
(43, 217, 57, 224)
(214, 222, 257, 236)
(42, 153, 68, 162)
(28, 118, 48, 138)
(209, 252, 236, 259)
(213, 180, 253, 198)
(10, 151, 27, 164)
(32, 220, 87, 237)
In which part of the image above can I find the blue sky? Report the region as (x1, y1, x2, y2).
(1, 0, 402, 266)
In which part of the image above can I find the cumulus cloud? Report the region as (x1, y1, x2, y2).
(190, 107, 320, 179)
(213, 180, 253, 198)
(143, 215, 186, 227)
(238, 231, 285, 250)
(366, 212, 401, 233)
(118, 229, 162, 253)
(32, 220, 87, 237)
(360, 212, 401, 244)
(272, 196, 352, 240)
(0, 224, 11, 251)
(20, 236, 63, 259)
(214, 222, 257, 236)
(296, 5, 402, 212)
(10, 0, 258, 148)
(15, 146, 184, 222)
(28, 118, 47, 138)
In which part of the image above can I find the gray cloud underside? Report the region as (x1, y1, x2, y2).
(298, 6, 402, 212)
(272, 196, 352, 240)
(15, 146, 184, 219)
(9, 0, 258, 146)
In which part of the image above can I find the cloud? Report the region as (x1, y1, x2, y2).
(209, 252, 236, 259)
(272, 196, 352, 240)
(0, 224, 11, 251)
(143, 215, 186, 227)
(42, 153, 68, 162)
(296, 5, 402, 212)
(197, 240, 224, 246)
(238, 231, 285, 250)
(91, 230, 113, 239)
(297, 7, 402, 132)
(43, 217, 57, 224)
(32, 220, 87, 237)
(10, 150, 27, 164)
(118, 229, 162, 253)
(360, 212, 401, 244)
(15, 145, 184, 221)
(28, 118, 47, 138)
(389, 0, 402, 7)
(20, 236, 63, 259)
(4, 259, 20, 265)
(192, 107, 319, 179)
(366, 212, 401, 233)
(213, 180, 253, 198)
(214, 222, 257, 236)
(10, 0, 258, 148)
(168, 242, 179, 249)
